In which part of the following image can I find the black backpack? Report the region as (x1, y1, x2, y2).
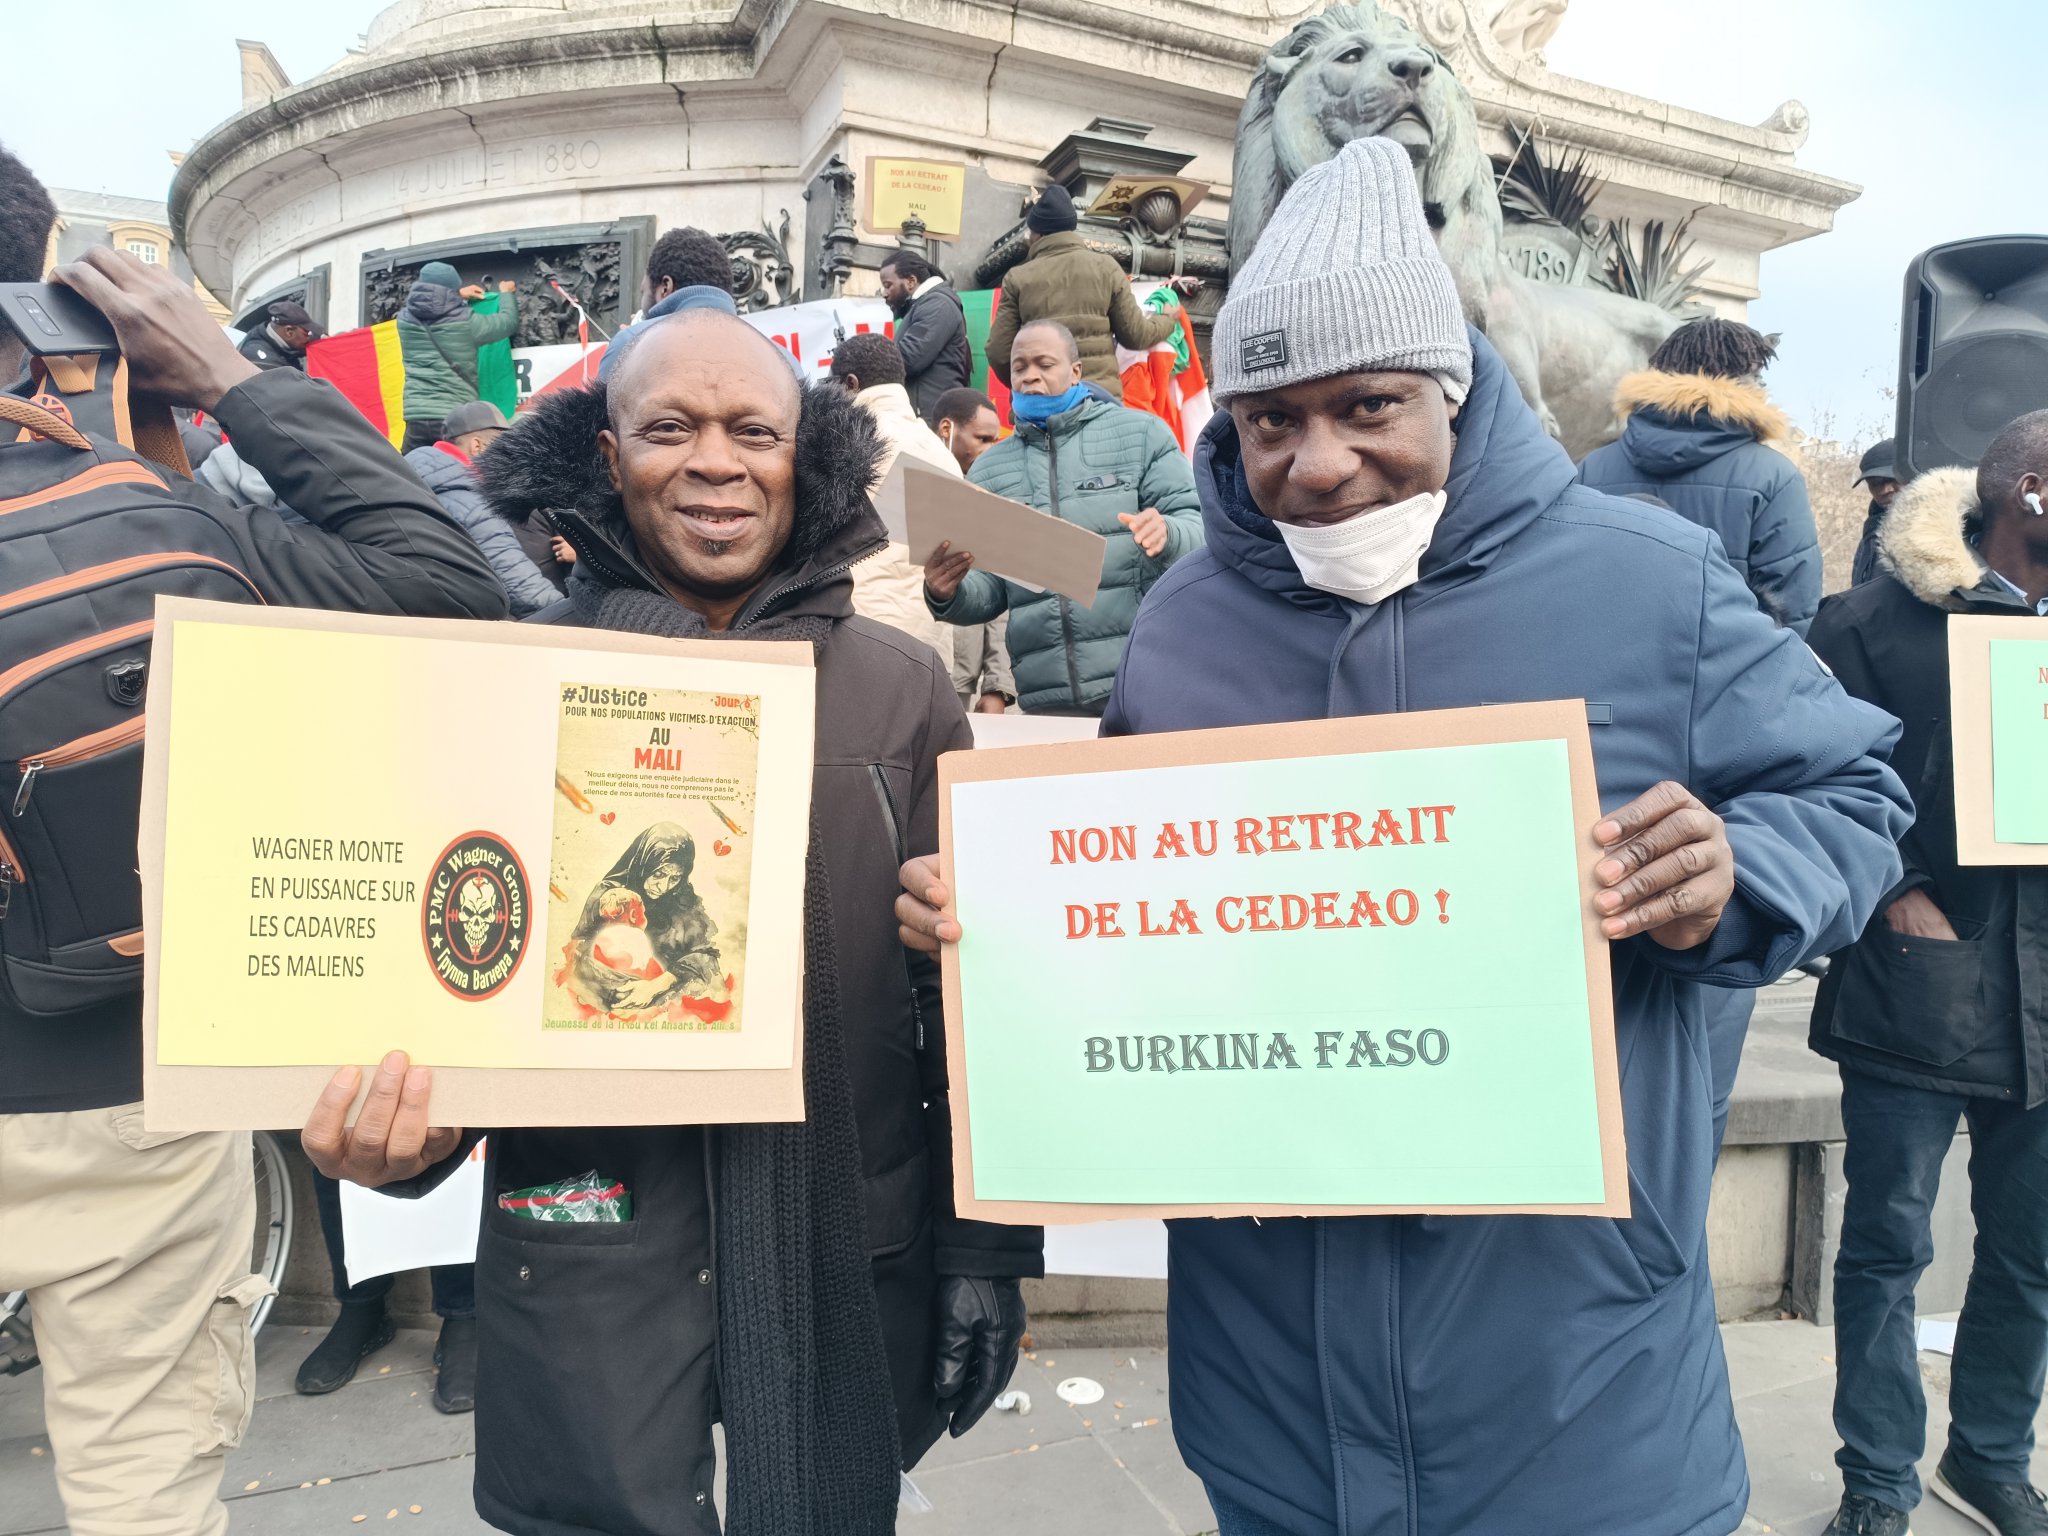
(1, 368, 262, 1016)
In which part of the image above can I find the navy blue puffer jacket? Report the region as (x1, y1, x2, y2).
(1106, 331, 1907, 1536)
(1578, 371, 1820, 634)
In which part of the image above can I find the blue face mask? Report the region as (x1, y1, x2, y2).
(1010, 382, 1091, 425)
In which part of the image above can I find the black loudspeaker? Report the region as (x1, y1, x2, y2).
(1897, 236, 2048, 478)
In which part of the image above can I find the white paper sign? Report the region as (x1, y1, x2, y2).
(878, 460, 1109, 607)
(338, 1139, 487, 1287)
(965, 715, 1102, 748)
(1043, 1219, 1169, 1280)
(521, 298, 897, 397)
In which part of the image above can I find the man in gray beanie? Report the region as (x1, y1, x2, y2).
(983, 182, 1192, 399)
(897, 137, 1909, 1536)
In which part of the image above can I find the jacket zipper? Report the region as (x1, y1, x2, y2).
(0, 819, 22, 914)
(1389, 1222, 1417, 1536)
(868, 765, 922, 1052)
(0, 625, 154, 919)
(553, 516, 655, 593)
(14, 717, 145, 818)
(0, 552, 262, 621)
(1044, 429, 1085, 708)
(741, 551, 869, 629)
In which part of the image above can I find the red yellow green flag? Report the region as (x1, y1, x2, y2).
(306, 321, 406, 447)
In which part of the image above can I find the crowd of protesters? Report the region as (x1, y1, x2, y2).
(2, 119, 2045, 1536)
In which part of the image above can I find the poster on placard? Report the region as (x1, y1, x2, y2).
(1948, 615, 2048, 864)
(937, 701, 1625, 1222)
(544, 684, 760, 1034)
(140, 600, 816, 1131)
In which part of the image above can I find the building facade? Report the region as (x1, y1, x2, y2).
(46, 186, 230, 322)
(170, 0, 1857, 346)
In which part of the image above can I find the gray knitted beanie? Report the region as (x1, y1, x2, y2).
(1212, 136, 1472, 406)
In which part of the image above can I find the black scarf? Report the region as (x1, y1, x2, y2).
(570, 579, 902, 1535)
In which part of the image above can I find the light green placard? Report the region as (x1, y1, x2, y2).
(948, 738, 1601, 1207)
(1990, 639, 2048, 844)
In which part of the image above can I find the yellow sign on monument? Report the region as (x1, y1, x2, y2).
(864, 157, 968, 238)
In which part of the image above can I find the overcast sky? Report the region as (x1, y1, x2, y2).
(6, 0, 2039, 440)
(1547, 0, 2040, 446)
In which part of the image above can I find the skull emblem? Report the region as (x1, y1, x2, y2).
(456, 874, 499, 958)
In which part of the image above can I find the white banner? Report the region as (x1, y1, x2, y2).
(516, 298, 898, 399)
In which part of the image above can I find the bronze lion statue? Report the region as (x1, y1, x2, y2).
(1227, 2, 1676, 456)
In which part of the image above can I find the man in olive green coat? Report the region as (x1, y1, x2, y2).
(394, 261, 519, 451)
(984, 186, 1191, 400)
(925, 320, 1202, 716)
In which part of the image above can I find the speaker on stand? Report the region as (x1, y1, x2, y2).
(1896, 235, 2048, 479)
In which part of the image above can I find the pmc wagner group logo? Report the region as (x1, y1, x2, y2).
(422, 833, 531, 1000)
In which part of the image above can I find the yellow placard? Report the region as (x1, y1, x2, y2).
(864, 157, 968, 238)
(141, 600, 817, 1129)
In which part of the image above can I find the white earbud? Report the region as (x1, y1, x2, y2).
(2027, 491, 2047, 517)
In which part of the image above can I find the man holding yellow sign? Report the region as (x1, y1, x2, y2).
(900, 139, 1909, 1536)
(302, 308, 1042, 1536)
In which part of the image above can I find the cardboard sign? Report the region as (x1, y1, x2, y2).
(876, 458, 1108, 607)
(1085, 175, 1211, 225)
(864, 157, 968, 238)
(938, 702, 1626, 1222)
(140, 600, 817, 1130)
(1948, 615, 2048, 864)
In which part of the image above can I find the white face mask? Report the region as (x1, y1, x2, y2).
(1274, 489, 1448, 605)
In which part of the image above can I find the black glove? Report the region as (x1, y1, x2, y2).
(932, 1275, 1027, 1437)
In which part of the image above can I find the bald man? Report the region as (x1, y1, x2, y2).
(925, 318, 1202, 716)
(301, 310, 1043, 1536)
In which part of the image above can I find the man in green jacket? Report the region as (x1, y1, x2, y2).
(394, 261, 518, 451)
(925, 320, 1202, 716)
(985, 186, 1191, 399)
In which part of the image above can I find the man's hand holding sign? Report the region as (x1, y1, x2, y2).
(302, 1051, 463, 1188)
(1589, 780, 1736, 948)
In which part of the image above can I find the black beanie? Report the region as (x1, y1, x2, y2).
(1027, 184, 1078, 236)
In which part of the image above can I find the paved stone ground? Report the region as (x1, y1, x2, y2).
(4, 1318, 2039, 1533)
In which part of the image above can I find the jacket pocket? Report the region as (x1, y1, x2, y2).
(484, 1202, 640, 1245)
(198, 1274, 272, 1453)
(1605, 1164, 1689, 1300)
(864, 1147, 932, 1257)
(1831, 921, 1986, 1068)
(1065, 481, 1142, 532)
(475, 1212, 716, 1535)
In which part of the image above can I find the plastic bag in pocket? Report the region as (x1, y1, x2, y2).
(496, 1170, 632, 1222)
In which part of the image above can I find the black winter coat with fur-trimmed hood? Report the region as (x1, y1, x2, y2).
(460, 381, 1044, 1536)
(1807, 467, 2048, 1105)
